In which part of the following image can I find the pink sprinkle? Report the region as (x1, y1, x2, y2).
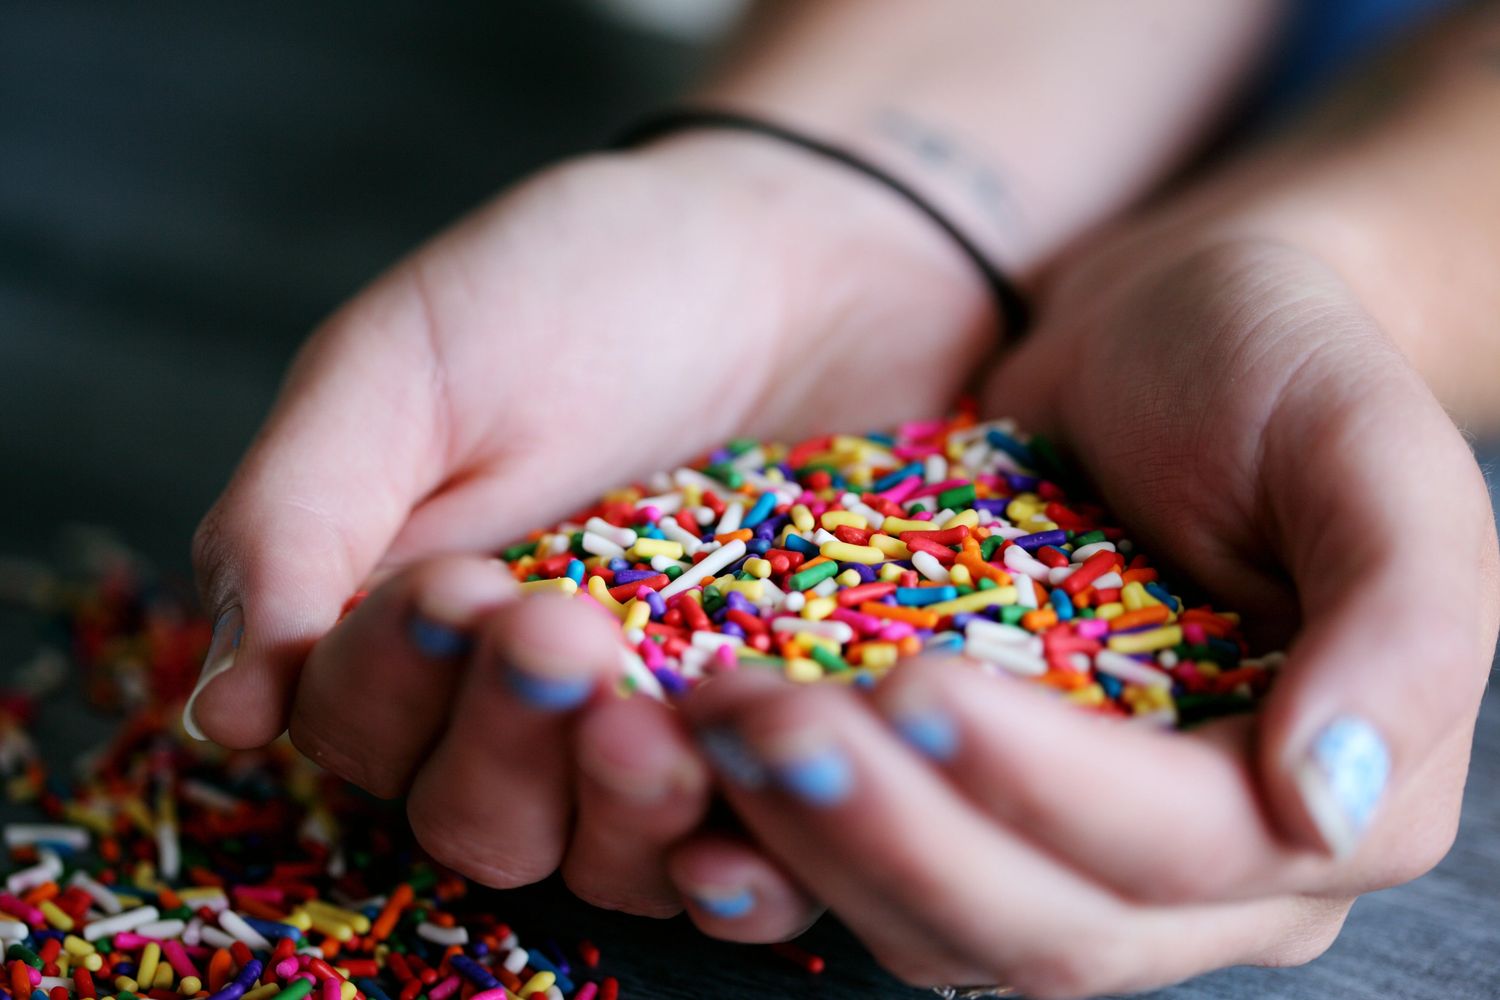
(575, 986, 599, 1000)
(877, 476, 921, 503)
(275, 958, 300, 979)
(427, 975, 461, 1000)
(829, 607, 883, 635)
(1182, 623, 1207, 645)
(712, 644, 739, 672)
(907, 477, 967, 501)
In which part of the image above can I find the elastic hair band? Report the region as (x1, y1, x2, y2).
(610, 107, 1029, 340)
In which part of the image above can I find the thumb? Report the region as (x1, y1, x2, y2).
(185, 287, 448, 748)
(1254, 353, 1499, 866)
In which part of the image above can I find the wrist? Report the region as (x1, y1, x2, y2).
(614, 127, 998, 365)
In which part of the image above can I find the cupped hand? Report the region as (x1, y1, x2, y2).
(183, 134, 996, 912)
(665, 233, 1499, 996)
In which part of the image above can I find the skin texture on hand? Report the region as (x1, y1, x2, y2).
(660, 233, 1499, 997)
(184, 134, 998, 911)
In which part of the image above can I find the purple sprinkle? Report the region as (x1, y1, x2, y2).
(653, 667, 689, 695)
(1015, 530, 1067, 551)
(614, 568, 658, 584)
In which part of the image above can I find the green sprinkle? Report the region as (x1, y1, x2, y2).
(787, 561, 839, 591)
(664, 565, 684, 580)
(569, 531, 587, 558)
(980, 535, 1005, 561)
(977, 577, 996, 591)
(809, 645, 850, 673)
(937, 483, 976, 509)
(999, 606, 1026, 625)
(500, 540, 538, 561)
(1073, 530, 1106, 546)
(705, 462, 743, 489)
(7, 943, 42, 968)
(268, 979, 315, 1000)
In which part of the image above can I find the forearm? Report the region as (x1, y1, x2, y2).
(1213, 6, 1500, 430)
(698, 0, 1280, 281)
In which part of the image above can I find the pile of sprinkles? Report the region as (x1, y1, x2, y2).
(0, 542, 629, 1000)
(497, 412, 1281, 726)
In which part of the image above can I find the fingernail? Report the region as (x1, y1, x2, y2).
(182, 606, 243, 742)
(1294, 715, 1390, 859)
(769, 742, 854, 807)
(689, 887, 755, 920)
(891, 707, 959, 762)
(407, 613, 472, 659)
(504, 661, 594, 711)
(697, 727, 768, 789)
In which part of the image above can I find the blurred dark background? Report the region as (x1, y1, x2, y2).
(0, 3, 1495, 998)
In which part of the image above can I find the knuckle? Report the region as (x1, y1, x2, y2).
(1008, 942, 1120, 1000)
(407, 806, 559, 890)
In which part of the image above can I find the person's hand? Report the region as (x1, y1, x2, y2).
(662, 227, 1500, 995)
(183, 134, 1000, 914)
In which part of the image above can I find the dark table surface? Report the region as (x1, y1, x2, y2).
(1, 4, 1496, 997)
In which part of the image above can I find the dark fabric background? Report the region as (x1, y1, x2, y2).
(1, 4, 1495, 997)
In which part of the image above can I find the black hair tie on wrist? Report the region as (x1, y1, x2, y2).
(610, 107, 1029, 342)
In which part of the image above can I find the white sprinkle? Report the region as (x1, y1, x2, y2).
(783, 591, 806, 613)
(1094, 651, 1173, 689)
(68, 870, 123, 915)
(692, 631, 743, 651)
(6, 850, 62, 895)
(4, 824, 89, 851)
(636, 492, 683, 515)
(503, 947, 529, 974)
(416, 922, 468, 946)
(770, 618, 854, 644)
(82, 905, 160, 941)
(580, 531, 626, 559)
(963, 619, 1032, 645)
(1071, 541, 1116, 562)
(810, 578, 840, 598)
(911, 550, 951, 584)
(136, 919, 186, 940)
(659, 519, 704, 555)
(1047, 566, 1077, 586)
(966, 641, 1046, 676)
(1002, 545, 1050, 582)
(618, 649, 665, 701)
(1092, 572, 1125, 590)
(219, 909, 272, 950)
(199, 926, 236, 949)
(0, 920, 28, 940)
(661, 540, 747, 599)
(923, 454, 948, 485)
(715, 502, 744, 536)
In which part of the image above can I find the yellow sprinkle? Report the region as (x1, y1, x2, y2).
(628, 538, 683, 561)
(835, 568, 862, 587)
(1065, 684, 1107, 707)
(1006, 500, 1038, 523)
(137, 942, 161, 986)
(521, 577, 579, 596)
(82, 955, 102, 972)
(152, 964, 175, 990)
(820, 511, 868, 530)
(340, 981, 358, 1000)
(941, 509, 980, 530)
(180, 977, 202, 995)
(1106, 625, 1183, 655)
(923, 587, 1018, 617)
(819, 540, 885, 564)
(64, 936, 94, 957)
(1095, 602, 1124, 620)
(622, 599, 650, 633)
(1121, 581, 1158, 611)
(40, 900, 74, 931)
(242, 984, 281, 1000)
(519, 972, 556, 997)
(302, 909, 355, 941)
(857, 642, 899, 669)
(718, 580, 764, 600)
(869, 534, 912, 559)
(880, 516, 934, 535)
(784, 658, 823, 683)
(744, 558, 772, 579)
(586, 575, 626, 618)
(948, 564, 972, 587)
(878, 563, 906, 582)
(115, 978, 138, 993)
(801, 597, 837, 621)
(790, 504, 815, 532)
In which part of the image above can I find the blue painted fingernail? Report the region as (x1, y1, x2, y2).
(1295, 715, 1390, 858)
(772, 745, 854, 807)
(698, 727, 768, 789)
(892, 708, 959, 762)
(407, 614, 471, 659)
(504, 667, 594, 711)
(690, 887, 755, 919)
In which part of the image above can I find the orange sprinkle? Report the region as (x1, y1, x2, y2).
(1108, 606, 1171, 631)
(857, 602, 939, 629)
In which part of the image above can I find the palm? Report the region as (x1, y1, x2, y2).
(360, 153, 993, 567)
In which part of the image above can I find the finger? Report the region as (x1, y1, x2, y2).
(405, 592, 623, 888)
(870, 656, 1327, 903)
(560, 694, 711, 917)
(689, 674, 1355, 996)
(1251, 329, 1500, 863)
(187, 276, 451, 748)
(287, 555, 514, 798)
(666, 833, 824, 944)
